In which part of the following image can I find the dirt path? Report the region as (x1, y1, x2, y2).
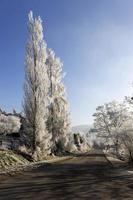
(0, 152, 133, 200)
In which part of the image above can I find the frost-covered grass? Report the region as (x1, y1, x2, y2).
(0, 150, 73, 176)
(0, 150, 29, 170)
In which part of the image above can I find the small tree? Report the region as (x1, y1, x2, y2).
(23, 11, 51, 160)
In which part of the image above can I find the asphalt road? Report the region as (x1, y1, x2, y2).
(0, 152, 133, 200)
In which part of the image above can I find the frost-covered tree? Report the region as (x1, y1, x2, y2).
(0, 111, 21, 135)
(23, 11, 51, 160)
(46, 49, 70, 154)
(93, 101, 131, 155)
(73, 133, 90, 152)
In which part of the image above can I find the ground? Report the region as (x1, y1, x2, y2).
(0, 151, 133, 200)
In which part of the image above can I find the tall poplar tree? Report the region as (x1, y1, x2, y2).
(23, 11, 51, 160)
(46, 49, 70, 154)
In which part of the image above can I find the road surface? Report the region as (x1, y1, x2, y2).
(0, 152, 133, 200)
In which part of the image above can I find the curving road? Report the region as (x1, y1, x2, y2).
(0, 151, 133, 200)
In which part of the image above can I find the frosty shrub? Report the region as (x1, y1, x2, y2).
(0, 113, 21, 134)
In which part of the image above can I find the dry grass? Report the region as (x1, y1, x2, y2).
(0, 150, 29, 170)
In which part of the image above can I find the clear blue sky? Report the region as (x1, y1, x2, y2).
(0, 0, 133, 126)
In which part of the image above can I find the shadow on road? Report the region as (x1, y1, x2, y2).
(0, 154, 133, 200)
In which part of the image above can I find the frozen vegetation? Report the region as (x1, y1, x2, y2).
(0, 11, 90, 170)
(0, 11, 133, 175)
